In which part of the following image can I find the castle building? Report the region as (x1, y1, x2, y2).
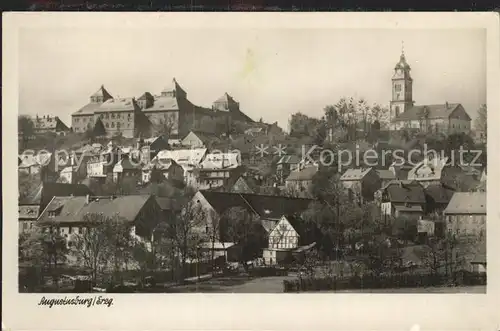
(389, 49, 472, 135)
(71, 79, 254, 139)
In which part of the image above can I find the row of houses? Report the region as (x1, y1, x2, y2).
(280, 153, 485, 202)
(18, 131, 258, 193)
(19, 179, 486, 268)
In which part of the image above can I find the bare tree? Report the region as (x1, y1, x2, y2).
(70, 213, 132, 284)
(168, 193, 207, 280)
(154, 113, 177, 137)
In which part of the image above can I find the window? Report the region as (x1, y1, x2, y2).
(78, 227, 82, 234)
(395, 106, 400, 117)
(23, 223, 28, 230)
(111, 122, 115, 128)
(69, 226, 72, 233)
(128, 113, 131, 118)
(395, 84, 402, 92)
(111, 113, 115, 119)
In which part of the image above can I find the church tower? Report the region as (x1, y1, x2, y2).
(390, 44, 414, 122)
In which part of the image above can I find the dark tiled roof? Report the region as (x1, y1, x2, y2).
(39, 195, 153, 224)
(20, 182, 94, 209)
(138, 92, 153, 101)
(392, 103, 468, 122)
(424, 184, 455, 204)
(155, 197, 176, 211)
(199, 191, 313, 220)
(381, 180, 425, 204)
(444, 192, 486, 215)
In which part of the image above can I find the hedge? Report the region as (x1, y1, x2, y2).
(283, 272, 486, 292)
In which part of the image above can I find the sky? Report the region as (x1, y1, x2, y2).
(18, 28, 486, 130)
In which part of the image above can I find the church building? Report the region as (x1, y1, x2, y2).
(389, 49, 472, 135)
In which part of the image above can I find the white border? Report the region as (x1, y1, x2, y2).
(3, 12, 500, 331)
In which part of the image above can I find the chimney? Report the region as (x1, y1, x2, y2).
(445, 101, 449, 109)
(85, 194, 90, 204)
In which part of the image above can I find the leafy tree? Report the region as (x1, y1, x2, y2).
(18, 115, 35, 150)
(220, 206, 265, 263)
(289, 112, 322, 138)
(19, 172, 40, 201)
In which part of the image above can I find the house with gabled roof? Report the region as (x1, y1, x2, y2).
(181, 130, 220, 149)
(18, 182, 93, 234)
(192, 190, 315, 264)
(444, 192, 486, 239)
(32, 115, 70, 135)
(376, 180, 426, 220)
(340, 167, 381, 203)
(276, 154, 301, 184)
(37, 194, 164, 244)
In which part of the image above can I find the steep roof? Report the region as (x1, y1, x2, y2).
(96, 98, 140, 113)
(444, 192, 486, 215)
(199, 191, 313, 220)
(380, 180, 425, 204)
(424, 184, 455, 204)
(286, 166, 318, 181)
(137, 92, 154, 101)
(91, 85, 113, 99)
(20, 182, 94, 209)
(392, 103, 470, 122)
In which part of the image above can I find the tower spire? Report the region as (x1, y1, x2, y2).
(401, 40, 405, 56)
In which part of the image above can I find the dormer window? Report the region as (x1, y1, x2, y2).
(395, 84, 402, 92)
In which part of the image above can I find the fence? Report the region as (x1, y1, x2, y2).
(283, 271, 486, 292)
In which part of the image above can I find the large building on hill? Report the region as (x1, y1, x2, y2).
(71, 86, 150, 138)
(389, 50, 472, 135)
(72, 79, 254, 139)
